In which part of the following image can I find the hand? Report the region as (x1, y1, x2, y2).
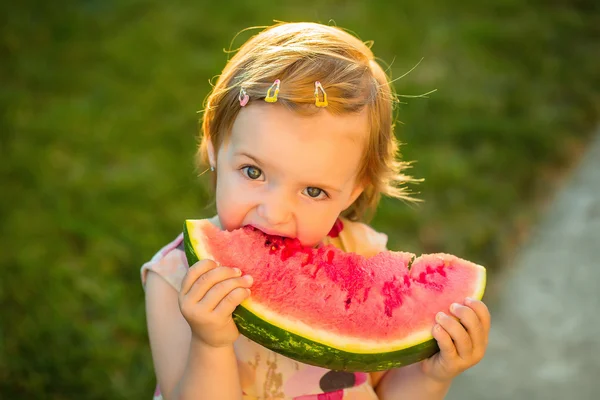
(420, 297, 491, 383)
(178, 259, 253, 348)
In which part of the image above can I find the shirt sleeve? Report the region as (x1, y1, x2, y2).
(140, 233, 189, 292)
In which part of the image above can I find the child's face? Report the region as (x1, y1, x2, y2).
(208, 103, 368, 247)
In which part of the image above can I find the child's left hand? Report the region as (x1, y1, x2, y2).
(421, 297, 491, 383)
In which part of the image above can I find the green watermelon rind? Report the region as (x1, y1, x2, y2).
(182, 220, 475, 372)
(232, 304, 439, 372)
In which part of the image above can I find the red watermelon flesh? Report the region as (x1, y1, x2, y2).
(189, 221, 486, 342)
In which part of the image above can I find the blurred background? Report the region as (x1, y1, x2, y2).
(1, 0, 599, 398)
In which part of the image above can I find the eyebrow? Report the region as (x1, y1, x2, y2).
(237, 151, 264, 166)
(234, 151, 344, 194)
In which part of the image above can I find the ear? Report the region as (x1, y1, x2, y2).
(207, 138, 216, 168)
(344, 181, 365, 210)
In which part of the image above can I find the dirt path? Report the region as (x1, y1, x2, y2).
(446, 130, 600, 399)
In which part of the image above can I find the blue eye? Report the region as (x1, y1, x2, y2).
(243, 166, 262, 180)
(304, 187, 327, 199)
(306, 187, 322, 197)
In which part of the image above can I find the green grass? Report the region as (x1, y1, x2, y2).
(1, 0, 598, 397)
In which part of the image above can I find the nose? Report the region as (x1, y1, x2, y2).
(257, 189, 293, 226)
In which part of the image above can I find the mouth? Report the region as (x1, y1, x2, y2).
(246, 224, 290, 239)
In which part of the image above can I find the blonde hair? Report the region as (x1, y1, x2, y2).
(197, 22, 416, 221)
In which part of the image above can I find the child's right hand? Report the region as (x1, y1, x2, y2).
(178, 259, 253, 348)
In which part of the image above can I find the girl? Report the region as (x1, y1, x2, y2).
(141, 22, 490, 400)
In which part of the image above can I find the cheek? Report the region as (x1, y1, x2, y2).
(215, 173, 252, 230)
(295, 203, 343, 247)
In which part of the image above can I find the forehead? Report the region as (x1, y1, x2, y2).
(226, 104, 369, 185)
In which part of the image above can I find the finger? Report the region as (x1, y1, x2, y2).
(432, 322, 457, 359)
(214, 286, 252, 316)
(465, 298, 491, 336)
(436, 312, 473, 359)
(185, 266, 243, 303)
(450, 303, 486, 350)
(200, 274, 253, 311)
(180, 259, 218, 295)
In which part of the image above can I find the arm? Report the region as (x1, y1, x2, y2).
(375, 363, 451, 400)
(177, 338, 242, 400)
(145, 260, 252, 400)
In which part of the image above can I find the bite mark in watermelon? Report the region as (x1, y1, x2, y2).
(183, 219, 486, 372)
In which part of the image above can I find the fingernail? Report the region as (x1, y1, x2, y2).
(436, 312, 445, 322)
(233, 268, 241, 276)
(450, 303, 459, 313)
(434, 324, 441, 332)
(465, 297, 474, 305)
(244, 275, 253, 284)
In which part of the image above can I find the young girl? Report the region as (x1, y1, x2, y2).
(141, 22, 490, 400)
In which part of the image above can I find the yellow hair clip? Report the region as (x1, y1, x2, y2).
(314, 81, 328, 108)
(265, 79, 280, 103)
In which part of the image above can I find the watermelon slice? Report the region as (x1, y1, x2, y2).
(183, 219, 486, 372)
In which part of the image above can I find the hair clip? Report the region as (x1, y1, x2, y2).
(265, 79, 280, 103)
(314, 81, 328, 108)
(239, 87, 249, 107)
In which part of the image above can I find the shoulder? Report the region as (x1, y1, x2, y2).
(140, 216, 221, 292)
(140, 233, 189, 292)
(324, 217, 388, 256)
